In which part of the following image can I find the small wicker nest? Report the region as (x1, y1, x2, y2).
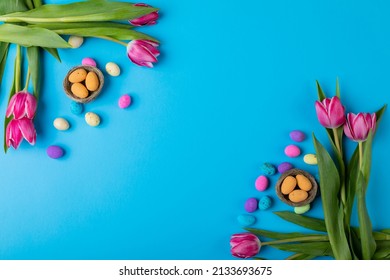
(63, 65, 104, 103)
(275, 168, 318, 207)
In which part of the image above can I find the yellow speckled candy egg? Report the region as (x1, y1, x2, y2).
(68, 35, 84, 48)
(281, 175, 297, 195)
(85, 112, 100, 127)
(296, 174, 312, 191)
(288, 189, 308, 203)
(68, 68, 87, 83)
(304, 153, 318, 165)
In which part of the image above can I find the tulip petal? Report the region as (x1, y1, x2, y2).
(315, 101, 331, 127)
(352, 113, 369, 141)
(6, 93, 18, 118)
(18, 118, 36, 145)
(328, 96, 345, 127)
(25, 94, 37, 119)
(6, 119, 23, 149)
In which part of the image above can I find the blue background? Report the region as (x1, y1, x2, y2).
(0, 0, 389, 260)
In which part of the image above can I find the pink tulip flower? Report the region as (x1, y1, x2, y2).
(343, 113, 376, 142)
(127, 39, 160, 67)
(6, 118, 36, 149)
(6, 91, 37, 120)
(129, 3, 159, 26)
(315, 96, 346, 128)
(230, 233, 261, 259)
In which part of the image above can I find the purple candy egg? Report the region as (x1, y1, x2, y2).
(289, 130, 306, 142)
(278, 162, 293, 173)
(47, 145, 64, 159)
(245, 198, 258, 213)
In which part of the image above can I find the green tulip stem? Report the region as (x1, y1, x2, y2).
(15, 45, 22, 93)
(94, 36, 128, 47)
(332, 128, 342, 154)
(359, 142, 363, 169)
(23, 67, 31, 92)
(261, 235, 329, 246)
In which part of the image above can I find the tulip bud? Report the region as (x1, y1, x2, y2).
(6, 91, 37, 120)
(315, 96, 346, 128)
(129, 3, 159, 26)
(343, 112, 376, 142)
(230, 233, 261, 259)
(127, 39, 160, 68)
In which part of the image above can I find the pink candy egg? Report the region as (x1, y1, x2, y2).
(82, 57, 97, 67)
(118, 94, 132, 109)
(285, 144, 301, 157)
(255, 175, 269, 191)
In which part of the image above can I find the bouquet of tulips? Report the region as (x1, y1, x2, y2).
(0, 0, 160, 152)
(231, 80, 390, 260)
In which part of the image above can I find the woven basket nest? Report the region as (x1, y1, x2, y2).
(275, 168, 318, 207)
(63, 65, 104, 103)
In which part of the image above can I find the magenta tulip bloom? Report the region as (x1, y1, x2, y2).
(343, 113, 376, 142)
(230, 233, 261, 259)
(127, 39, 160, 68)
(6, 91, 37, 120)
(315, 96, 346, 128)
(6, 118, 36, 149)
(129, 3, 159, 26)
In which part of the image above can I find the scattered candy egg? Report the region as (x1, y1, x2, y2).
(260, 162, 276, 175)
(281, 175, 297, 195)
(118, 94, 132, 109)
(53, 117, 70, 131)
(70, 101, 84, 115)
(259, 196, 272, 210)
(47, 145, 64, 159)
(289, 130, 306, 142)
(294, 204, 311, 215)
(288, 189, 308, 203)
(71, 82, 89, 98)
(82, 57, 97, 67)
(105, 62, 121, 76)
(244, 198, 258, 213)
(68, 68, 87, 83)
(277, 162, 293, 173)
(303, 153, 318, 165)
(237, 214, 256, 227)
(296, 174, 312, 191)
(255, 175, 269, 191)
(284, 144, 301, 157)
(68, 35, 84, 48)
(85, 71, 100, 91)
(85, 112, 101, 127)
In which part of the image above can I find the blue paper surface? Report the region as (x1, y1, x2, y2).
(0, 0, 389, 260)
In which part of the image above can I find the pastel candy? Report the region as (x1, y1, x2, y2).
(237, 214, 256, 227)
(70, 101, 84, 115)
(278, 162, 293, 173)
(47, 145, 64, 159)
(289, 130, 306, 142)
(244, 198, 258, 213)
(259, 196, 272, 210)
(53, 117, 70, 131)
(260, 163, 276, 175)
(255, 175, 269, 191)
(118, 94, 132, 109)
(105, 62, 121, 76)
(304, 154, 318, 165)
(285, 145, 301, 157)
(85, 112, 101, 127)
(82, 57, 97, 67)
(294, 204, 311, 214)
(289, 189, 308, 203)
(68, 36, 83, 48)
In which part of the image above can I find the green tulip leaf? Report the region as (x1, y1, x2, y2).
(313, 134, 352, 259)
(0, 24, 71, 48)
(274, 211, 327, 232)
(43, 48, 61, 62)
(246, 228, 328, 241)
(0, 1, 158, 23)
(270, 242, 333, 257)
(29, 21, 135, 30)
(285, 253, 316, 260)
(0, 0, 27, 15)
(316, 80, 327, 101)
(27, 47, 40, 99)
(372, 241, 390, 259)
(0, 42, 9, 88)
